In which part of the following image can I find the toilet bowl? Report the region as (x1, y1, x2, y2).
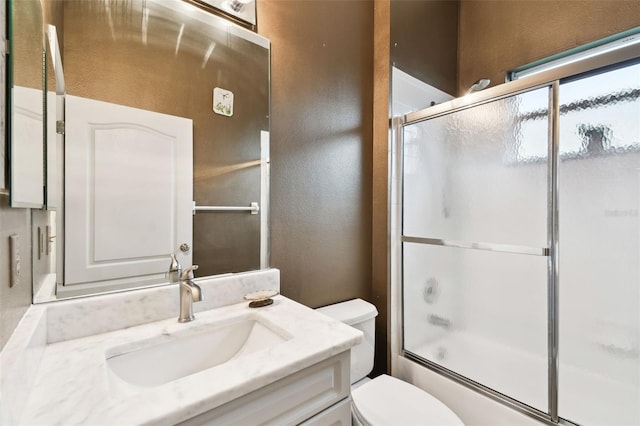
(317, 299, 464, 426)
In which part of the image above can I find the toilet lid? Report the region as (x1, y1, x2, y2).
(351, 375, 465, 426)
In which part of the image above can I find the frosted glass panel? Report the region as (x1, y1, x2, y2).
(558, 62, 640, 426)
(403, 242, 548, 411)
(403, 87, 550, 247)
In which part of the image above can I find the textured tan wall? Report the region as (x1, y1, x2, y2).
(257, 1, 374, 308)
(458, 0, 640, 94)
(391, 0, 459, 95)
(373, 0, 391, 376)
(12, 0, 43, 90)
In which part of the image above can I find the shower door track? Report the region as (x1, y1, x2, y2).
(396, 41, 640, 426)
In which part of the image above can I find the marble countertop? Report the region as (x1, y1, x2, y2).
(18, 296, 362, 425)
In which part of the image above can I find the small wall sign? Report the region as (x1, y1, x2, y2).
(213, 87, 234, 117)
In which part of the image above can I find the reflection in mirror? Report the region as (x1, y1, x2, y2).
(9, 0, 45, 208)
(30, 0, 270, 302)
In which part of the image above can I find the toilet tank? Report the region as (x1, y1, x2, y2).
(317, 299, 378, 384)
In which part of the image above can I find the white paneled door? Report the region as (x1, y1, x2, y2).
(65, 95, 192, 286)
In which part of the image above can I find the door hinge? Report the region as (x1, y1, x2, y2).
(56, 120, 65, 135)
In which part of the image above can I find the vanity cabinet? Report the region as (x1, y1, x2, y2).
(299, 397, 352, 426)
(179, 351, 351, 425)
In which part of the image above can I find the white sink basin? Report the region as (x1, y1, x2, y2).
(106, 316, 289, 387)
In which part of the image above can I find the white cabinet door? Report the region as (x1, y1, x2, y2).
(64, 95, 192, 285)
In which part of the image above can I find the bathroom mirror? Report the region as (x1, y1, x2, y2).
(26, 0, 270, 302)
(9, 0, 46, 208)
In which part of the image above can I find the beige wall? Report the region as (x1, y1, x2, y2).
(12, 0, 43, 90)
(391, 0, 459, 95)
(257, 1, 374, 308)
(458, 0, 640, 94)
(258, 0, 390, 375)
(373, 0, 391, 376)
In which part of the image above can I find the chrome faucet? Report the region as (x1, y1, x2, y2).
(168, 254, 182, 285)
(179, 265, 203, 323)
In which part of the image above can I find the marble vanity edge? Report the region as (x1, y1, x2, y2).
(46, 269, 280, 344)
(0, 305, 47, 425)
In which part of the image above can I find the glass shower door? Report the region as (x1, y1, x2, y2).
(557, 61, 640, 425)
(400, 54, 640, 425)
(402, 87, 552, 411)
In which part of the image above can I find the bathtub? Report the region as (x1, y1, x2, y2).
(401, 331, 639, 426)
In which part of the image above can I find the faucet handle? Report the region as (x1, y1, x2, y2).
(181, 265, 199, 281)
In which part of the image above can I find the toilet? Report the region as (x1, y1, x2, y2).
(317, 299, 464, 426)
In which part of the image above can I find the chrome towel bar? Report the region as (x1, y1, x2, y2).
(192, 201, 259, 215)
